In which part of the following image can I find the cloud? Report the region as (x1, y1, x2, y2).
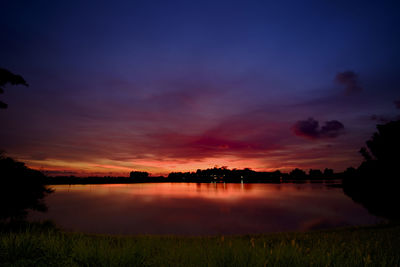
(292, 118, 320, 139)
(335, 71, 362, 95)
(320, 120, 345, 138)
(292, 118, 344, 139)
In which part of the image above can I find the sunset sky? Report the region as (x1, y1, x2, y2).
(1, 0, 399, 176)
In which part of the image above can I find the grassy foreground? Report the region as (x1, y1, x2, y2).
(1, 222, 399, 266)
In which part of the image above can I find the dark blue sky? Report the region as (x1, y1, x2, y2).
(1, 0, 400, 175)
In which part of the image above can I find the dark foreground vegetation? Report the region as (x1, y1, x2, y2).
(1, 221, 399, 267)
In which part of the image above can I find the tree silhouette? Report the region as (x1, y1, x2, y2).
(0, 68, 28, 109)
(343, 120, 400, 220)
(309, 169, 323, 179)
(358, 120, 400, 177)
(0, 153, 53, 221)
(289, 168, 307, 180)
(129, 171, 149, 179)
(0, 69, 51, 221)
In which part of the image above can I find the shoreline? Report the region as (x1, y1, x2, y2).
(44, 179, 342, 185)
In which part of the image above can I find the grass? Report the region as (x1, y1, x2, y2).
(0, 222, 399, 266)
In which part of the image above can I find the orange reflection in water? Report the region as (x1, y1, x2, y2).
(51, 182, 312, 199)
(31, 183, 380, 235)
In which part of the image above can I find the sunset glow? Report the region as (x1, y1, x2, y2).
(1, 1, 399, 176)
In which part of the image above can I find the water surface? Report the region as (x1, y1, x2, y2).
(29, 183, 380, 235)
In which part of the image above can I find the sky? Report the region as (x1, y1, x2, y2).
(1, 0, 400, 176)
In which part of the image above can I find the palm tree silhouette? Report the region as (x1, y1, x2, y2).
(0, 68, 28, 109)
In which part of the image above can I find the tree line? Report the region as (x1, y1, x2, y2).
(45, 167, 339, 184)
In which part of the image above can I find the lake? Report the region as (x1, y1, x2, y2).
(29, 183, 380, 235)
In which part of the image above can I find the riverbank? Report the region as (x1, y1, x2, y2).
(1, 222, 399, 266)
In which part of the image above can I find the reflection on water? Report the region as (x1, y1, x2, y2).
(29, 183, 380, 235)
